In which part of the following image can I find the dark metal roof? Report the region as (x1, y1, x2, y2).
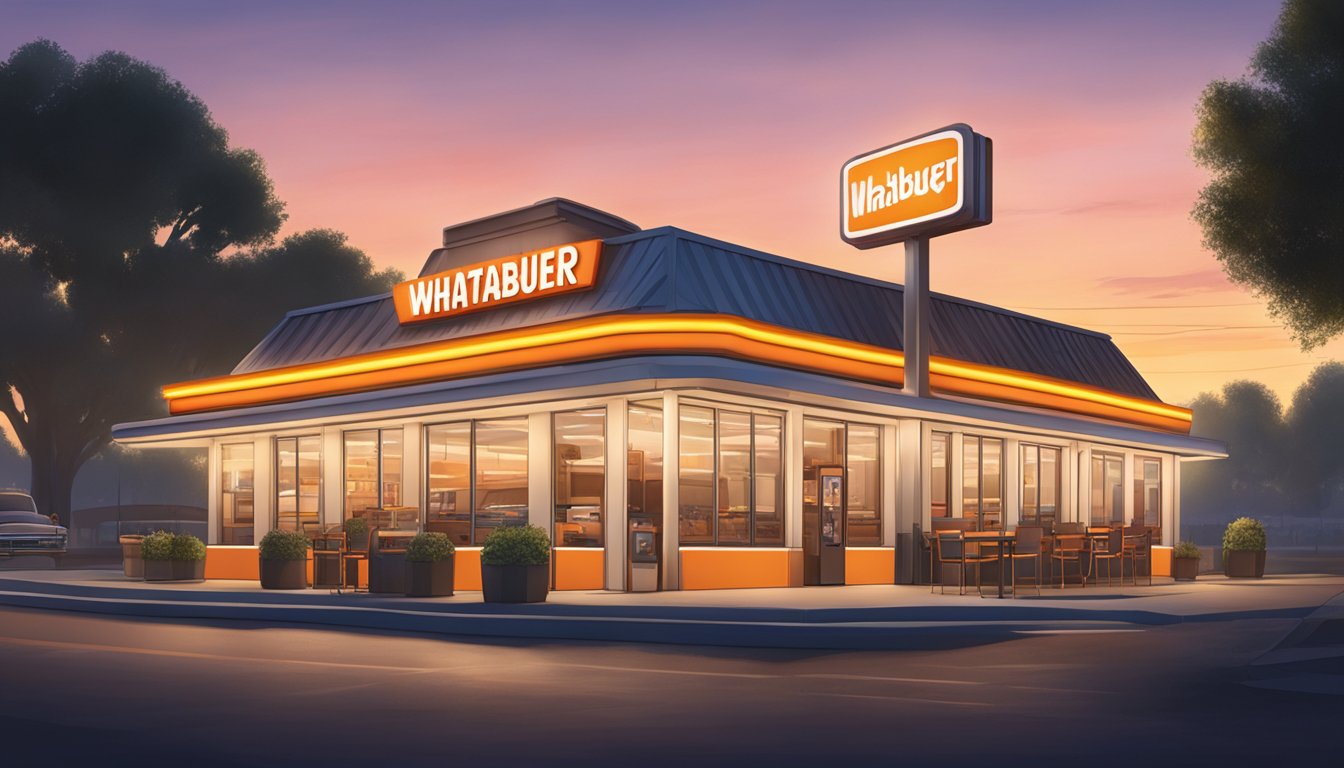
(231, 227, 1159, 401)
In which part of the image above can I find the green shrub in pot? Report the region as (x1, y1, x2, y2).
(405, 532, 456, 597)
(142, 531, 206, 582)
(1222, 517, 1266, 578)
(259, 529, 310, 589)
(343, 516, 371, 551)
(140, 531, 175, 562)
(480, 524, 551, 603)
(1172, 540, 1200, 581)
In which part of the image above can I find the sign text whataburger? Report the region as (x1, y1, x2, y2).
(393, 239, 602, 324)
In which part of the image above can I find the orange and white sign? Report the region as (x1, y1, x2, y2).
(841, 124, 990, 248)
(393, 239, 602, 324)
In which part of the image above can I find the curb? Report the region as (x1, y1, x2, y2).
(0, 577, 1320, 650)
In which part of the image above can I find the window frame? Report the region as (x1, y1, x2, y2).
(275, 434, 322, 532)
(678, 401, 786, 547)
(342, 427, 404, 521)
(423, 417, 530, 546)
(552, 408, 607, 548)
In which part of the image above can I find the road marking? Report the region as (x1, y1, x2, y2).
(550, 662, 775, 680)
(807, 692, 990, 707)
(797, 673, 983, 686)
(1014, 629, 1145, 635)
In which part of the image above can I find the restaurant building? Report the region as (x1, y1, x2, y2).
(111, 198, 1225, 591)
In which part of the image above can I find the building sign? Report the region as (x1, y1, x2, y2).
(840, 123, 992, 249)
(393, 239, 602, 324)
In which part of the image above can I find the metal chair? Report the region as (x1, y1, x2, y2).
(1090, 527, 1123, 586)
(1123, 526, 1153, 586)
(1051, 533, 1088, 588)
(1010, 525, 1044, 596)
(933, 531, 995, 595)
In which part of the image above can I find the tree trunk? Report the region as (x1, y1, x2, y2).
(26, 436, 80, 527)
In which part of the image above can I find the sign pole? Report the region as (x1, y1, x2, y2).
(902, 236, 930, 398)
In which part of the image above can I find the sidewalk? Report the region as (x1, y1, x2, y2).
(1, 568, 1340, 650)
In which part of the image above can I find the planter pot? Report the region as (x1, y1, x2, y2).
(481, 563, 549, 603)
(119, 535, 144, 579)
(406, 556, 455, 597)
(259, 557, 309, 589)
(1224, 549, 1266, 578)
(145, 558, 206, 582)
(1172, 557, 1199, 581)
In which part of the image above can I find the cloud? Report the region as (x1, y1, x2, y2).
(1097, 269, 1235, 299)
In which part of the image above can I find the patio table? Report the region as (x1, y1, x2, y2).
(964, 530, 1015, 598)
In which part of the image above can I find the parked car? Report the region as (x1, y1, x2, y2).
(0, 490, 68, 557)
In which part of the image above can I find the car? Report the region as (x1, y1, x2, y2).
(0, 490, 68, 557)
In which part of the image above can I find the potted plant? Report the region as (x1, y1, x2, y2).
(1172, 541, 1200, 581)
(259, 529, 310, 589)
(141, 532, 206, 582)
(480, 524, 550, 603)
(343, 516, 371, 552)
(405, 532, 455, 597)
(119, 534, 145, 579)
(1222, 517, 1267, 578)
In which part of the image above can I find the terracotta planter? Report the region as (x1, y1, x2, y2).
(1224, 549, 1266, 578)
(1172, 557, 1199, 581)
(259, 557, 309, 589)
(143, 559, 203, 582)
(119, 535, 144, 579)
(481, 563, 548, 603)
(406, 556, 455, 597)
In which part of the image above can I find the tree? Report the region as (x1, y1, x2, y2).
(1183, 380, 1288, 525)
(1283, 362, 1344, 514)
(1192, 0, 1344, 350)
(0, 41, 402, 523)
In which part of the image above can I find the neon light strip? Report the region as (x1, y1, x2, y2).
(161, 313, 1190, 430)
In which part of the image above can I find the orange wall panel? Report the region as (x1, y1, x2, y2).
(455, 548, 482, 591)
(679, 548, 794, 590)
(845, 548, 895, 585)
(1152, 545, 1172, 577)
(204, 546, 260, 580)
(554, 549, 605, 590)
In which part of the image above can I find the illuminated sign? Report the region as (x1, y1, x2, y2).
(392, 239, 602, 324)
(841, 123, 991, 249)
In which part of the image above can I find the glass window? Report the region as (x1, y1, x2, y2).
(554, 409, 605, 547)
(678, 405, 716, 545)
(276, 436, 321, 532)
(344, 427, 408, 528)
(426, 422, 471, 546)
(627, 401, 663, 525)
(753, 414, 784, 546)
(220, 443, 254, 545)
(717, 410, 752, 545)
(1135, 456, 1162, 536)
(931, 432, 950, 519)
(679, 404, 786, 546)
(1090, 452, 1124, 526)
(1021, 443, 1062, 528)
(474, 418, 529, 544)
(847, 424, 881, 546)
(962, 435, 1004, 530)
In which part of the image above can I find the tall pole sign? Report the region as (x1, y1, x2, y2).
(840, 123, 992, 397)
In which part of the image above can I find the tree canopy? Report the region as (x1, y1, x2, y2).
(1193, 0, 1344, 350)
(0, 40, 402, 522)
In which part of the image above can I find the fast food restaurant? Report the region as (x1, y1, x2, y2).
(111, 193, 1225, 592)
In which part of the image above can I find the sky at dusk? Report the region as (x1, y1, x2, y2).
(2, 0, 1331, 411)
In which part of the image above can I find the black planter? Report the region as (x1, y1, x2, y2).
(481, 563, 548, 603)
(1224, 549, 1266, 578)
(1172, 557, 1199, 581)
(260, 557, 309, 589)
(120, 535, 144, 579)
(143, 559, 204, 582)
(406, 556, 455, 597)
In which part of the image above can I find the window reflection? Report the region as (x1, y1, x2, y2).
(426, 422, 471, 545)
(962, 435, 1003, 530)
(220, 443, 254, 545)
(475, 418, 529, 544)
(1090, 452, 1124, 526)
(627, 401, 663, 526)
(554, 409, 605, 547)
(679, 404, 785, 546)
(931, 432, 950, 519)
(276, 435, 321, 533)
(1021, 443, 1061, 529)
(344, 427, 409, 529)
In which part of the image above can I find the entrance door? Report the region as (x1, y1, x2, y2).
(804, 465, 846, 585)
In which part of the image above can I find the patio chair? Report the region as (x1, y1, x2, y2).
(1122, 526, 1152, 586)
(1051, 532, 1088, 588)
(933, 531, 995, 596)
(1090, 527, 1123, 587)
(1010, 525, 1044, 597)
(340, 524, 372, 593)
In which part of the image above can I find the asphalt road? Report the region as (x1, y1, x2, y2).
(0, 606, 1334, 766)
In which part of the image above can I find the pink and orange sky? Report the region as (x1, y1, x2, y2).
(3, 0, 1331, 410)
